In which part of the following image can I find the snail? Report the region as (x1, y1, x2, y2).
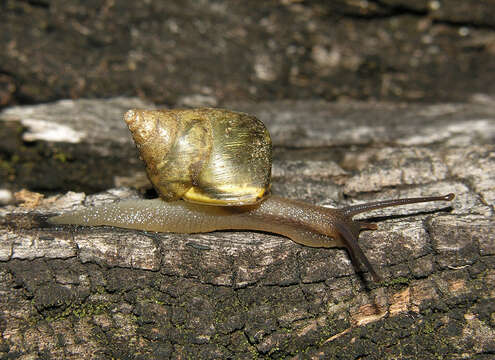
(49, 108, 454, 281)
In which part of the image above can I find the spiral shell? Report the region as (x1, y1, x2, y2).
(124, 108, 272, 206)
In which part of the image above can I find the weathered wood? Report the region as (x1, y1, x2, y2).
(2, 1, 495, 106)
(0, 99, 494, 359)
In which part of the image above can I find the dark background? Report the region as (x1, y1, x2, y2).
(2, 0, 495, 109)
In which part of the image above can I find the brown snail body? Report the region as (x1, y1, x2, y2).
(49, 108, 455, 281)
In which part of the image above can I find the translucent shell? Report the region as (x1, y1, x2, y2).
(124, 108, 272, 206)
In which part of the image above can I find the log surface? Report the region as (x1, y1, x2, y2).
(2, 1, 495, 107)
(0, 99, 494, 359)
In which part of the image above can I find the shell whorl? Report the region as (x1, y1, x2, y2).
(124, 108, 272, 206)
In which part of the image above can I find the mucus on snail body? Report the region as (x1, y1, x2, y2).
(49, 108, 454, 281)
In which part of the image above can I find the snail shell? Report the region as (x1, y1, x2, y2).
(124, 108, 272, 206)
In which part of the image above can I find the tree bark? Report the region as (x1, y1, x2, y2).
(2, 0, 495, 107)
(0, 99, 494, 359)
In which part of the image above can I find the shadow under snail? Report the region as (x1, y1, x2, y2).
(49, 108, 454, 281)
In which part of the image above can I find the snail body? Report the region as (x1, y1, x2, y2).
(49, 108, 455, 281)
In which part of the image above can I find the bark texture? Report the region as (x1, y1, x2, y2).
(2, 0, 495, 108)
(0, 99, 494, 359)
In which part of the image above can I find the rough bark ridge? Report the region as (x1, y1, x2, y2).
(0, 99, 494, 359)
